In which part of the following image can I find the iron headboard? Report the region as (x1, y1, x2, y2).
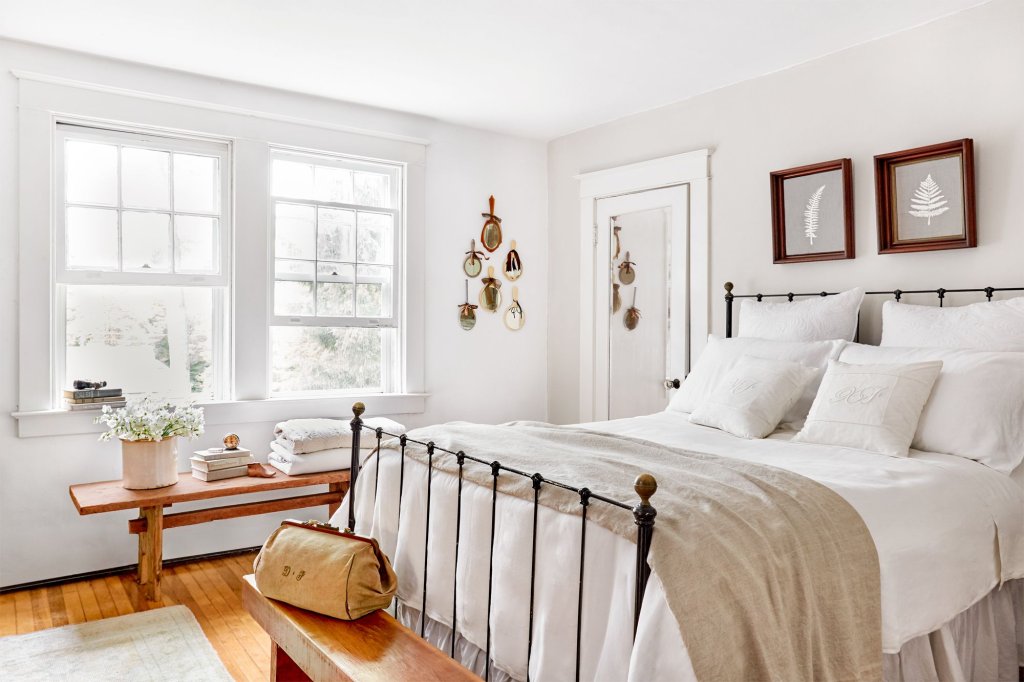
(723, 282, 1024, 339)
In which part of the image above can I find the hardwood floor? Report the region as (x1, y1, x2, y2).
(0, 551, 269, 682)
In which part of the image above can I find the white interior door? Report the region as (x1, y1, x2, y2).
(593, 186, 689, 420)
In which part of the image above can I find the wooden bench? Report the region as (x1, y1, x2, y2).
(242, 575, 478, 681)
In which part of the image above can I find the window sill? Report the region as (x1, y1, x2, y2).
(11, 393, 428, 438)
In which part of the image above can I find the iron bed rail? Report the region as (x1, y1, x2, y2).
(346, 402, 658, 682)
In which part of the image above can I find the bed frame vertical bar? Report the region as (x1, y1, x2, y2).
(526, 473, 543, 681)
(485, 461, 500, 681)
(421, 442, 435, 637)
(452, 452, 465, 659)
(632, 474, 658, 638)
(724, 282, 734, 338)
(348, 402, 364, 532)
(373, 428, 383, 503)
(575, 488, 590, 682)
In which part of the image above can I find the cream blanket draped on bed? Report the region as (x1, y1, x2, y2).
(385, 422, 882, 682)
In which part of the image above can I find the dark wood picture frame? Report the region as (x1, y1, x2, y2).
(770, 158, 854, 264)
(874, 138, 975, 254)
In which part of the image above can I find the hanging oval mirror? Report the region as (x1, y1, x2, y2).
(479, 265, 502, 312)
(463, 239, 487, 278)
(624, 287, 641, 330)
(618, 251, 636, 285)
(458, 280, 478, 331)
(503, 240, 523, 281)
(480, 195, 503, 252)
(504, 286, 525, 331)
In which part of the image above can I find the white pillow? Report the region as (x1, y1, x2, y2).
(668, 335, 844, 427)
(793, 359, 942, 457)
(880, 298, 1024, 351)
(739, 287, 865, 342)
(840, 344, 1024, 473)
(689, 356, 819, 439)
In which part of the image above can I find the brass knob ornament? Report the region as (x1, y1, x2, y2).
(223, 433, 240, 451)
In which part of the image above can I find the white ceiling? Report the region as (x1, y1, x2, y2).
(0, 0, 992, 140)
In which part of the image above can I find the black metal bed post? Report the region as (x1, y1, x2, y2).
(632, 473, 658, 638)
(724, 282, 734, 338)
(348, 402, 365, 532)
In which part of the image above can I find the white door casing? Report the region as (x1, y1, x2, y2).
(577, 150, 710, 422)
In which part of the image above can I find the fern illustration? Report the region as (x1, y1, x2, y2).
(908, 174, 949, 225)
(803, 185, 825, 245)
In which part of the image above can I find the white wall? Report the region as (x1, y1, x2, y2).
(546, 0, 1024, 424)
(0, 39, 548, 587)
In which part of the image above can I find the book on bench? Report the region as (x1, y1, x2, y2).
(191, 464, 250, 481)
(190, 454, 255, 472)
(193, 447, 252, 461)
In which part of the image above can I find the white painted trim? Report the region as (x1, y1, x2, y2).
(10, 70, 433, 147)
(578, 149, 710, 421)
(12, 393, 428, 438)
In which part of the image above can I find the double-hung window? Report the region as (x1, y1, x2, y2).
(55, 123, 231, 402)
(269, 150, 403, 395)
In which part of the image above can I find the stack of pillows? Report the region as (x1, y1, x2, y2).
(668, 287, 1024, 474)
(269, 416, 405, 475)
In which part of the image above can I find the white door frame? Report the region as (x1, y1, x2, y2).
(577, 149, 710, 422)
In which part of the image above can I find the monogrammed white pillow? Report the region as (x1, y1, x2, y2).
(793, 359, 942, 457)
(880, 298, 1024, 351)
(667, 335, 845, 427)
(689, 356, 819, 439)
(739, 287, 865, 342)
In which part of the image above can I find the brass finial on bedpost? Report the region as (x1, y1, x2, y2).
(632, 473, 657, 638)
(724, 281, 734, 296)
(352, 402, 366, 419)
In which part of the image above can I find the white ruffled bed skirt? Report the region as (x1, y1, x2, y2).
(397, 578, 1023, 682)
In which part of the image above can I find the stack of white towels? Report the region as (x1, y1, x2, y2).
(268, 417, 405, 475)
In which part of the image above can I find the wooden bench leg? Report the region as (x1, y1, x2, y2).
(137, 505, 163, 603)
(271, 642, 312, 682)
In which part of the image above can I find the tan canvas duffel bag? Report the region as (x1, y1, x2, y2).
(253, 519, 398, 620)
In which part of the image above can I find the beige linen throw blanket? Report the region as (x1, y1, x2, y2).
(379, 422, 881, 682)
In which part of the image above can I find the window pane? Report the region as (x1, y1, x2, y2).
(121, 148, 170, 210)
(65, 285, 217, 399)
(275, 203, 316, 259)
(315, 166, 354, 204)
(317, 262, 355, 317)
(65, 140, 118, 206)
(175, 216, 218, 273)
(271, 326, 386, 393)
(317, 208, 355, 262)
(275, 258, 315, 281)
(357, 265, 392, 317)
(272, 160, 315, 200)
(66, 207, 119, 270)
(274, 281, 314, 316)
(353, 171, 392, 208)
(357, 212, 394, 264)
(123, 212, 171, 272)
(173, 154, 220, 213)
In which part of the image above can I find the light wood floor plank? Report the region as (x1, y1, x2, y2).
(105, 576, 135, 617)
(59, 583, 86, 625)
(0, 593, 18, 636)
(13, 590, 33, 634)
(75, 579, 104, 622)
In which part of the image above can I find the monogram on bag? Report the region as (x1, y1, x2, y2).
(253, 520, 398, 620)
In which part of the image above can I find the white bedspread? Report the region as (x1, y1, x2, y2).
(332, 411, 1024, 681)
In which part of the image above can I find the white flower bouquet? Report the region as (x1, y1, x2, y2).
(97, 397, 205, 442)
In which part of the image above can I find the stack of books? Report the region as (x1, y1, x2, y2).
(64, 387, 125, 411)
(190, 448, 254, 481)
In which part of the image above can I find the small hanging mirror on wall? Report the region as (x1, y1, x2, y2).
(463, 239, 488, 278)
(458, 280, 478, 331)
(479, 266, 502, 312)
(480, 195, 503, 252)
(624, 287, 641, 330)
(504, 286, 525, 331)
(618, 251, 636, 284)
(504, 240, 523, 281)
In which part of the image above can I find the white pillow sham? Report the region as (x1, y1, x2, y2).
(739, 287, 865, 342)
(689, 356, 819, 439)
(668, 335, 845, 427)
(793, 359, 942, 457)
(840, 343, 1024, 473)
(880, 297, 1024, 351)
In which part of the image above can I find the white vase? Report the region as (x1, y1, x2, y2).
(121, 438, 180, 490)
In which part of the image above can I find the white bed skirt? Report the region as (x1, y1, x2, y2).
(398, 579, 1023, 682)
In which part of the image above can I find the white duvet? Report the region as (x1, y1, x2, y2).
(332, 411, 1024, 681)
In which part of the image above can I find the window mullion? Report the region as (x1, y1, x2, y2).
(169, 151, 177, 274)
(116, 144, 123, 272)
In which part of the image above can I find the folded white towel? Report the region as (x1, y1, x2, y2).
(267, 442, 351, 475)
(273, 417, 405, 455)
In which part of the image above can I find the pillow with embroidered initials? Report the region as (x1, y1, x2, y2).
(689, 356, 819, 439)
(793, 359, 942, 457)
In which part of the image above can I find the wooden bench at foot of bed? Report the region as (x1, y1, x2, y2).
(242, 575, 478, 681)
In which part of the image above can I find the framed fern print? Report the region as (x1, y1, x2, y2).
(875, 139, 976, 254)
(770, 158, 854, 264)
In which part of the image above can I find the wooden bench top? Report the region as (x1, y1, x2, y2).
(242, 575, 478, 681)
(70, 470, 350, 514)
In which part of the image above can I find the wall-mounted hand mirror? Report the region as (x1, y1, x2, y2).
(480, 195, 503, 252)
(618, 251, 636, 285)
(504, 240, 522, 281)
(479, 265, 502, 312)
(504, 286, 525, 331)
(458, 279, 478, 331)
(463, 239, 487, 278)
(624, 287, 641, 330)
